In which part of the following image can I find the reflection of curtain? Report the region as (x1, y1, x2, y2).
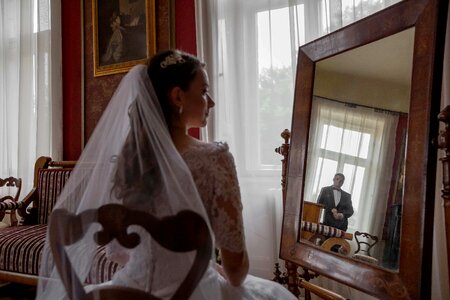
(385, 114, 408, 209)
(196, 0, 402, 280)
(380, 113, 407, 268)
(305, 97, 399, 239)
(0, 0, 62, 197)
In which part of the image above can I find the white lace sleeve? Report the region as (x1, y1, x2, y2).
(212, 148, 246, 253)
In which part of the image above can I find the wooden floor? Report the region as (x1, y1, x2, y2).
(0, 282, 36, 300)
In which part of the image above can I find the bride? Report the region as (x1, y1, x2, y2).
(36, 50, 296, 299)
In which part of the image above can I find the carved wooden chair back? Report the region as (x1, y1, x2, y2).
(0, 177, 22, 226)
(354, 231, 378, 257)
(48, 204, 212, 300)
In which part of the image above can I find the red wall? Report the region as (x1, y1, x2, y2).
(175, 0, 200, 139)
(62, 0, 83, 160)
(175, 0, 197, 54)
(62, 0, 198, 160)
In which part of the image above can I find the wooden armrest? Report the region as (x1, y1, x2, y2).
(0, 201, 23, 211)
(17, 156, 74, 221)
(18, 188, 38, 219)
(299, 279, 346, 300)
(49, 160, 77, 168)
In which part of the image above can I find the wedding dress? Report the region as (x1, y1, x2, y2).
(36, 64, 295, 299)
(182, 142, 296, 300)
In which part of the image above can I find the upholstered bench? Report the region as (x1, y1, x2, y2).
(0, 157, 120, 285)
(301, 221, 353, 255)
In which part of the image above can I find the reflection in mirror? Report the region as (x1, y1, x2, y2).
(302, 28, 414, 270)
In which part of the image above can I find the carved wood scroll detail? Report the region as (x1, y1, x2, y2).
(435, 105, 450, 284)
(275, 129, 291, 208)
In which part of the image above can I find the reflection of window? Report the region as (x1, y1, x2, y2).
(312, 124, 372, 212)
(304, 97, 404, 234)
(321, 125, 370, 158)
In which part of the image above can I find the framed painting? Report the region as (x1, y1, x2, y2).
(92, 0, 156, 77)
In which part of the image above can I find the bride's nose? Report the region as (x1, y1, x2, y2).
(207, 94, 215, 108)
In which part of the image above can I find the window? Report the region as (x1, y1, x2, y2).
(216, 0, 401, 172)
(256, 5, 304, 168)
(311, 123, 373, 214)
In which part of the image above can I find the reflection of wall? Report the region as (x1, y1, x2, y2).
(314, 70, 410, 113)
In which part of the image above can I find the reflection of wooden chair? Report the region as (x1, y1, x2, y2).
(49, 204, 212, 299)
(0, 177, 22, 226)
(302, 201, 324, 240)
(301, 221, 353, 256)
(321, 238, 351, 255)
(352, 231, 379, 264)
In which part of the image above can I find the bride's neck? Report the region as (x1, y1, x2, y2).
(169, 125, 195, 152)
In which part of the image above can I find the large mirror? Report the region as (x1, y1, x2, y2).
(302, 28, 414, 271)
(280, 0, 448, 299)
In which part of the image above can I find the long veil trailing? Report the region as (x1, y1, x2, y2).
(36, 65, 215, 299)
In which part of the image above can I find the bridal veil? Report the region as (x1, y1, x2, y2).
(36, 65, 215, 299)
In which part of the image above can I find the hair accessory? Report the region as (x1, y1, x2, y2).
(178, 106, 183, 115)
(160, 54, 186, 68)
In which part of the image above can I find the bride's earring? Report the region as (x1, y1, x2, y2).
(178, 106, 183, 115)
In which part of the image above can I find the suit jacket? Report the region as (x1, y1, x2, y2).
(317, 186, 354, 231)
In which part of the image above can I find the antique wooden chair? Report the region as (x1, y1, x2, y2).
(352, 231, 379, 264)
(49, 204, 212, 300)
(0, 177, 22, 227)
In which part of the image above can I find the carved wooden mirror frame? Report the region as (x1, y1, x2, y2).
(280, 0, 449, 299)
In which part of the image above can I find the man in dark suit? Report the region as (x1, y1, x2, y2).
(317, 173, 354, 231)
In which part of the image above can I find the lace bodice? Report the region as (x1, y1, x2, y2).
(181, 142, 245, 253)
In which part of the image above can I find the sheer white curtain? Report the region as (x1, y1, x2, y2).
(0, 0, 62, 200)
(305, 97, 398, 239)
(196, 0, 401, 279)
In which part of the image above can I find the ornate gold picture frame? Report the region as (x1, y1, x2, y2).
(92, 0, 156, 77)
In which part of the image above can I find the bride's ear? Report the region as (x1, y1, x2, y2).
(168, 86, 184, 112)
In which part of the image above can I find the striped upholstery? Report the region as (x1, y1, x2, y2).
(0, 225, 46, 275)
(0, 224, 120, 282)
(86, 245, 122, 284)
(37, 169, 72, 224)
(0, 165, 120, 284)
(301, 221, 346, 238)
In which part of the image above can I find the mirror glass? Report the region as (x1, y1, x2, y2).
(301, 28, 414, 270)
